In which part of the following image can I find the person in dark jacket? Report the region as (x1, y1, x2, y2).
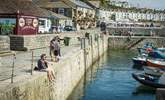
(50, 38, 56, 61)
(100, 21, 107, 35)
(38, 54, 55, 81)
(50, 36, 61, 62)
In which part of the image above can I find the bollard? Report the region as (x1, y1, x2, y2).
(31, 50, 34, 75)
(11, 53, 16, 83)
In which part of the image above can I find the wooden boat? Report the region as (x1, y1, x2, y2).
(132, 73, 165, 88)
(147, 59, 165, 68)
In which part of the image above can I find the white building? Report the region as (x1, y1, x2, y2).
(108, 9, 165, 22)
(105, 0, 165, 22)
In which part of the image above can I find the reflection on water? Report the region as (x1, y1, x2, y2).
(67, 50, 155, 100)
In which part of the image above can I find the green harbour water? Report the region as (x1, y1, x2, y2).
(68, 50, 155, 100)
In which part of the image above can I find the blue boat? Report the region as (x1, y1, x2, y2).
(148, 50, 165, 59)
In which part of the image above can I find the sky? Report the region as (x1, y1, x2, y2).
(127, 0, 165, 10)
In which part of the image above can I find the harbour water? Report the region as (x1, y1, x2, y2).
(68, 50, 155, 100)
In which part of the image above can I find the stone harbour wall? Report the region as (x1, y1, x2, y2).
(108, 36, 165, 50)
(10, 29, 100, 51)
(0, 36, 10, 52)
(0, 32, 108, 100)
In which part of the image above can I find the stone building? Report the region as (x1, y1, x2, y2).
(0, 0, 70, 35)
(35, 0, 96, 30)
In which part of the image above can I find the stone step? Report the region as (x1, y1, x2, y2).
(0, 51, 14, 57)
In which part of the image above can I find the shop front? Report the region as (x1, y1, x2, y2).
(0, 13, 38, 35)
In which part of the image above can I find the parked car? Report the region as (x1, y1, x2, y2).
(64, 26, 76, 31)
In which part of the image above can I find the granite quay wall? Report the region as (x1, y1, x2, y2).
(0, 31, 108, 100)
(157, 88, 165, 100)
(10, 28, 100, 51)
(108, 36, 165, 50)
(0, 36, 10, 52)
(107, 27, 165, 37)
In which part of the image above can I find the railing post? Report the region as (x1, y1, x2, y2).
(0, 57, 1, 67)
(11, 53, 16, 83)
(80, 38, 83, 49)
(31, 50, 34, 75)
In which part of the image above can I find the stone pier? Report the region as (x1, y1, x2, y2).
(108, 36, 165, 50)
(0, 30, 108, 100)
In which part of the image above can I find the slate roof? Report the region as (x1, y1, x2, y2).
(0, 0, 70, 19)
(39, 1, 72, 8)
(87, 1, 100, 9)
(64, 0, 92, 9)
(70, 0, 92, 9)
(0, 0, 49, 17)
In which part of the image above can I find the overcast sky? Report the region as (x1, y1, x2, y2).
(127, 0, 165, 10)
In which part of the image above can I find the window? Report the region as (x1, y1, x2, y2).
(39, 20, 45, 28)
(58, 8, 64, 15)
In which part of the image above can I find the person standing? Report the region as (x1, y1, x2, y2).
(50, 38, 56, 61)
(53, 37, 61, 62)
(50, 36, 61, 62)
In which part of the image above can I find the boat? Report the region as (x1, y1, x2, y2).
(146, 59, 165, 68)
(144, 67, 164, 77)
(148, 50, 165, 59)
(132, 56, 147, 66)
(132, 73, 165, 88)
(156, 47, 165, 53)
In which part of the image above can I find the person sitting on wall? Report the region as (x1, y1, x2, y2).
(38, 54, 55, 82)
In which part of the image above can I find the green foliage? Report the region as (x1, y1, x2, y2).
(0, 24, 15, 35)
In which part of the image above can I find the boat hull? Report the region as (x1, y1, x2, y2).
(132, 57, 146, 65)
(147, 59, 165, 68)
(132, 73, 165, 88)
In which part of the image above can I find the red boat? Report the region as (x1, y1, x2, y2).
(147, 59, 165, 68)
